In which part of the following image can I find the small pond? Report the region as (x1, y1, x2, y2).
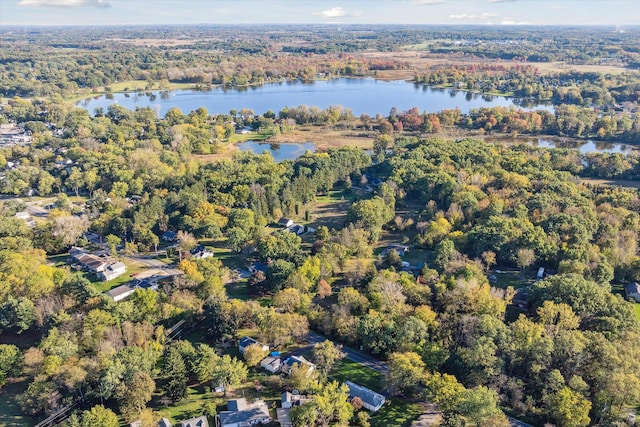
(236, 141, 316, 161)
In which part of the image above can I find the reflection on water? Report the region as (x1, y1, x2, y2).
(236, 141, 316, 162)
(78, 78, 552, 118)
(485, 136, 634, 154)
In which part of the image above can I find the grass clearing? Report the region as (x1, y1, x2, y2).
(155, 385, 219, 424)
(370, 399, 425, 427)
(329, 359, 383, 393)
(90, 261, 147, 293)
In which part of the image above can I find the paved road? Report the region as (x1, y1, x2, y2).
(507, 416, 536, 427)
(304, 331, 388, 374)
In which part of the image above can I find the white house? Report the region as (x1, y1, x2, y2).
(216, 398, 270, 427)
(280, 355, 316, 375)
(181, 415, 208, 427)
(277, 218, 294, 228)
(76, 253, 110, 273)
(99, 261, 127, 281)
(106, 284, 136, 302)
(260, 356, 282, 374)
(238, 336, 269, 354)
(626, 282, 640, 303)
(345, 381, 386, 412)
(191, 246, 214, 259)
(281, 392, 310, 409)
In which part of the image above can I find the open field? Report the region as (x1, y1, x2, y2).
(359, 51, 632, 75)
(269, 125, 375, 151)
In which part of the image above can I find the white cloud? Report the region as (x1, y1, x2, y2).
(317, 7, 347, 18)
(413, 0, 444, 4)
(449, 12, 497, 20)
(501, 19, 531, 25)
(19, 0, 110, 7)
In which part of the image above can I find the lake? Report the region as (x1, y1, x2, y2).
(237, 141, 316, 162)
(78, 78, 551, 117)
(484, 136, 634, 154)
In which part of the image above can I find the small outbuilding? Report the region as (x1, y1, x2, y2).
(626, 282, 640, 303)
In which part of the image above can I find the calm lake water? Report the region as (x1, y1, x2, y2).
(237, 141, 316, 162)
(78, 78, 551, 117)
(485, 136, 634, 154)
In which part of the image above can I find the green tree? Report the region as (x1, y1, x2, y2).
(312, 341, 345, 377)
(162, 347, 188, 401)
(80, 405, 119, 427)
(386, 351, 427, 396)
(0, 344, 23, 387)
(0, 296, 35, 333)
(243, 343, 268, 367)
(545, 386, 591, 427)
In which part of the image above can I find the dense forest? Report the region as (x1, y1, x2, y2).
(1, 24, 640, 427)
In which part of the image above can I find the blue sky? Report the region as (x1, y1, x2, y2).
(1, 0, 638, 26)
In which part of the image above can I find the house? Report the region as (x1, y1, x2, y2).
(76, 254, 110, 273)
(238, 336, 269, 354)
(99, 261, 127, 281)
(159, 418, 173, 427)
(106, 284, 136, 302)
(162, 230, 178, 242)
(277, 218, 294, 228)
(216, 398, 271, 427)
(281, 355, 316, 375)
(277, 392, 311, 427)
(626, 282, 640, 303)
(345, 381, 386, 413)
(248, 262, 268, 275)
(281, 392, 310, 409)
(388, 244, 409, 256)
(260, 356, 282, 374)
(181, 415, 209, 427)
(191, 246, 214, 260)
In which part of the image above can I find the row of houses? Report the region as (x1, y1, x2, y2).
(239, 336, 386, 418)
(70, 247, 127, 281)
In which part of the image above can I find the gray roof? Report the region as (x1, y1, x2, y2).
(345, 381, 385, 408)
(626, 282, 640, 295)
(239, 336, 259, 348)
(106, 284, 134, 298)
(159, 418, 173, 427)
(227, 398, 247, 412)
(181, 416, 208, 427)
(218, 400, 270, 426)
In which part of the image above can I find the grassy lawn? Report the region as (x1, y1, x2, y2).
(634, 304, 640, 321)
(90, 261, 147, 293)
(370, 399, 424, 427)
(329, 359, 383, 393)
(490, 269, 533, 289)
(0, 378, 36, 427)
(156, 385, 220, 424)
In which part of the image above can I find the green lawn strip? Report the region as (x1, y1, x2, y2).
(90, 261, 147, 294)
(156, 385, 219, 425)
(370, 399, 424, 427)
(0, 378, 36, 427)
(329, 359, 383, 393)
(634, 304, 640, 321)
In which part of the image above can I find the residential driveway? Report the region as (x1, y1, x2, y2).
(411, 404, 441, 427)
